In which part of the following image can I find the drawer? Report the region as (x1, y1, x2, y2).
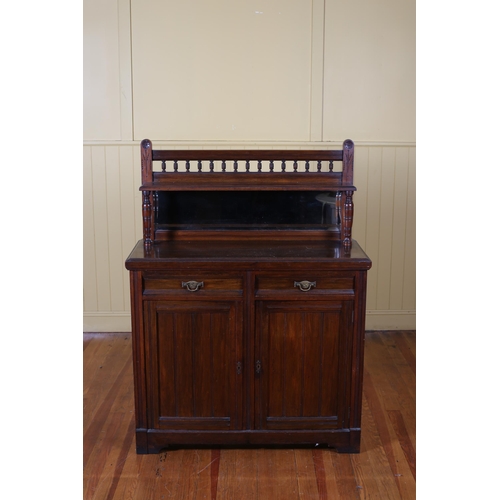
(143, 272, 243, 295)
(255, 272, 354, 296)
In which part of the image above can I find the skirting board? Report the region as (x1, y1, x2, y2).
(83, 311, 416, 333)
(365, 310, 415, 330)
(83, 313, 132, 333)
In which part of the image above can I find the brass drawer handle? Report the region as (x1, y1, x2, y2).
(181, 280, 204, 292)
(294, 280, 317, 292)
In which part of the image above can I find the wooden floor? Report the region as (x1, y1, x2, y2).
(83, 331, 415, 500)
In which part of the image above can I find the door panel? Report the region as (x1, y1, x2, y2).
(256, 300, 353, 430)
(146, 301, 242, 430)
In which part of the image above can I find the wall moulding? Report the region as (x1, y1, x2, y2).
(83, 140, 417, 148)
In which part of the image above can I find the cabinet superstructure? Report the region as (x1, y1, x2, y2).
(125, 140, 371, 453)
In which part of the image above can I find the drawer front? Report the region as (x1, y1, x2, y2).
(255, 272, 354, 296)
(143, 273, 243, 296)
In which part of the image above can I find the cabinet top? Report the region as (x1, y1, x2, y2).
(125, 239, 371, 271)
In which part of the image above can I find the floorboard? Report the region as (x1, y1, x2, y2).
(83, 331, 416, 499)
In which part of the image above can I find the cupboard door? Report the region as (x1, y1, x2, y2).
(255, 300, 353, 431)
(145, 300, 242, 430)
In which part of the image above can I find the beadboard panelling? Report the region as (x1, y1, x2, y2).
(83, 144, 142, 332)
(83, 142, 415, 331)
(403, 148, 416, 311)
(83, 146, 97, 312)
(91, 146, 111, 311)
(351, 144, 416, 317)
(389, 147, 411, 310)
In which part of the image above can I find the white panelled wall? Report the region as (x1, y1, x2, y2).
(83, 0, 415, 331)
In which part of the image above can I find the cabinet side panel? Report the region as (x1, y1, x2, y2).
(351, 272, 368, 429)
(129, 271, 147, 429)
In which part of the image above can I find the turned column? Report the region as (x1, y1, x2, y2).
(142, 190, 153, 249)
(341, 190, 354, 251)
(141, 139, 154, 248)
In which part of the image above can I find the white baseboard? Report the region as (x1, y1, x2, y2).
(366, 310, 416, 330)
(83, 313, 132, 333)
(84, 310, 416, 333)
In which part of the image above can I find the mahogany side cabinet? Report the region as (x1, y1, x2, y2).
(125, 139, 371, 454)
